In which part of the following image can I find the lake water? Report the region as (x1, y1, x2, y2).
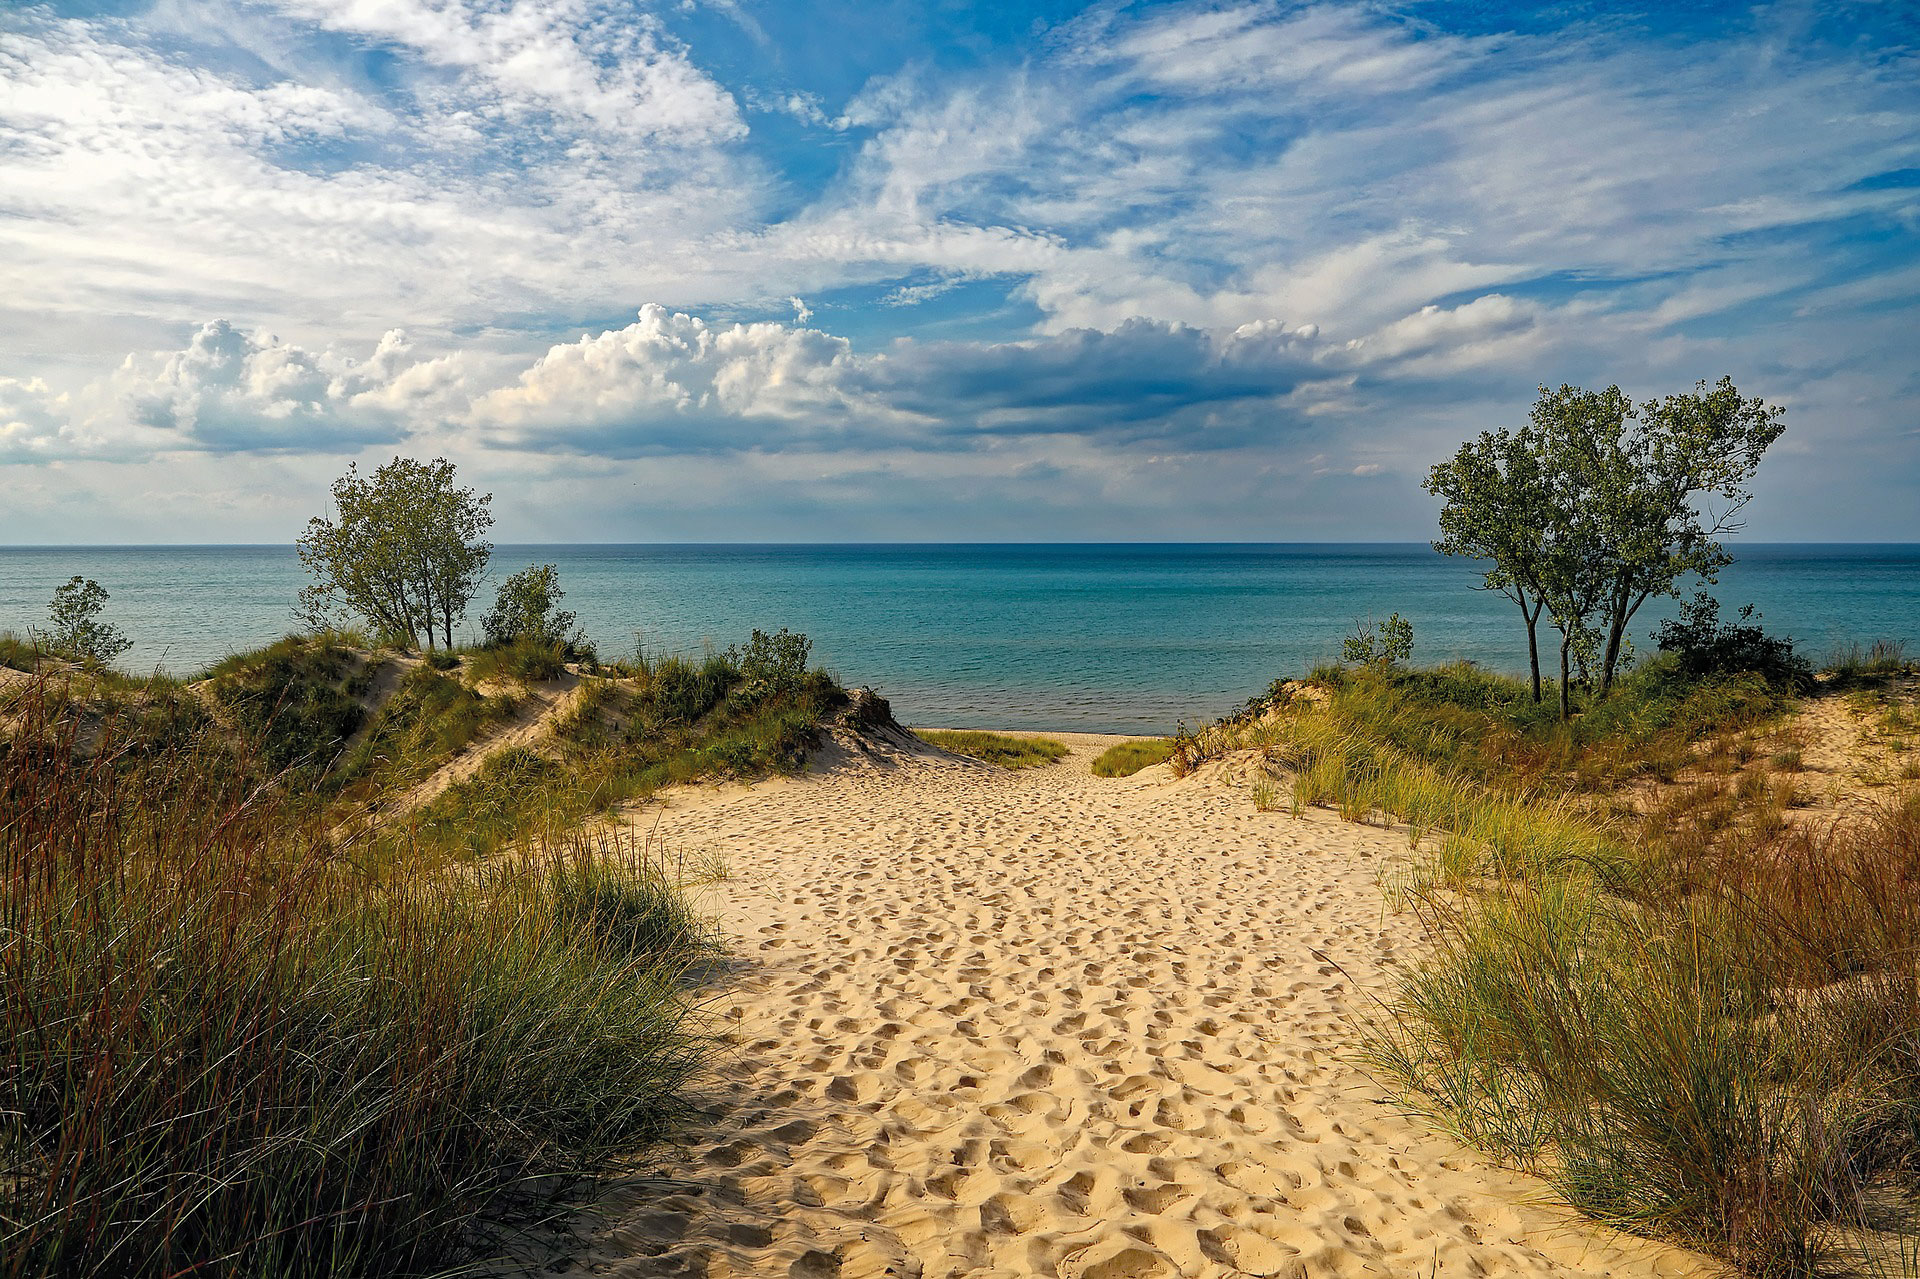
(0, 544, 1914, 733)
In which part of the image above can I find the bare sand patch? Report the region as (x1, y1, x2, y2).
(497, 732, 1707, 1279)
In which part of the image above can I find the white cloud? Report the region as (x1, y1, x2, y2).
(468, 305, 883, 452)
(117, 322, 460, 452)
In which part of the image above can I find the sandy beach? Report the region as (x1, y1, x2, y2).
(507, 730, 1709, 1279)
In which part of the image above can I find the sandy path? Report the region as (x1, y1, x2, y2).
(516, 733, 1705, 1279)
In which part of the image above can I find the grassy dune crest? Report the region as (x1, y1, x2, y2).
(1193, 659, 1920, 1276)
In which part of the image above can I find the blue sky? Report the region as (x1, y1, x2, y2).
(0, 0, 1915, 542)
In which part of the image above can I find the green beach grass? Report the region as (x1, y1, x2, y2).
(1090, 738, 1174, 777)
(0, 622, 849, 1277)
(916, 728, 1070, 769)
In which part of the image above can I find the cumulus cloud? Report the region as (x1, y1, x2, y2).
(468, 305, 881, 454)
(119, 322, 461, 452)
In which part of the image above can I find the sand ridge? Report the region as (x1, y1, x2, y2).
(503, 732, 1707, 1279)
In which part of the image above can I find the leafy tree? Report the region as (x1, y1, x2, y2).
(1428, 377, 1784, 717)
(1532, 378, 1784, 697)
(481, 564, 577, 648)
(46, 576, 132, 665)
(1341, 613, 1414, 669)
(1425, 429, 1554, 701)
(297, 457, 493, 651)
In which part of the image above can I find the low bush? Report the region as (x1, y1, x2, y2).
(916, 729, 1069, 769)
(1653, 592, 1813, 691)
(1091, 738, 1175, 777)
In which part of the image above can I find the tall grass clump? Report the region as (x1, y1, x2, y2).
(0, 674, 710, 1279)
(1826, 639, 1911, 685)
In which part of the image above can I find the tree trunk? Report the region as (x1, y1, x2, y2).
(1558, 635, 1572, 721)
(1524, 601, 1543, 703)
(1598, 594, 1628, 697)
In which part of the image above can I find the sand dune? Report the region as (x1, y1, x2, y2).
(499, 732, 1707, 1279)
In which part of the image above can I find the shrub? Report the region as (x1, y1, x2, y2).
(1091, 738, 1175, 777)
(45, 576, 132, 665)
(1653, 592, 1813, 691)
(482, 563, 576, 649)
(1342, 612, 1414, 669)
(728, 627, 811, 705)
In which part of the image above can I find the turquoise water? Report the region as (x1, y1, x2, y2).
(0, 544, 1914, 733)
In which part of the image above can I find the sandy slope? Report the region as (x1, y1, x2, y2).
(503, 731, 1707, 1279)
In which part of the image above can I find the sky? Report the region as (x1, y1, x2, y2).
(0, 0, 1915, 544)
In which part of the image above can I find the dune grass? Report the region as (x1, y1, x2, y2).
(917, 728, 1070, 769)
(1188, 659, 1920, 1275)
(1090, 738, 1174, 777)
(0, 673, 712, 1279)
(1826, 638, 1912, 685)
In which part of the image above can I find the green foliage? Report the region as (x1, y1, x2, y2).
(1341, 612, 1414, 668)
(0, 630, 41, 672)
(336, 664, 513, 794)
(482, 563, 577, 649)
(0, 676, 708, 1279)
(1425, 428, 1554, 698)
(466, 635, 568, 684)
(648, 653, 737, 723)
(728, 627, 811, 704)
(1654, 592, 1813, 691)
(297, 456, 493, 651)
(916, 729, 1069, 769)
(1090, 738, 1175, 777)
(45, 576, 132, 665)
(404, 635, 841, 865)
(1222, 659, 1915, 1275)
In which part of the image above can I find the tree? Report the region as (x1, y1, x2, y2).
(482, 564, 576, 648)
(1531, 378, 1784, 697)
(297, 457, 493, 651)
(1425, 430, 1554, 701)
(46, 576, 132, 665)
(1427, 377, 1785, 718)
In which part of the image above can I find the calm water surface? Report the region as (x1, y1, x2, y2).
(1, 544, 1914, 733)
